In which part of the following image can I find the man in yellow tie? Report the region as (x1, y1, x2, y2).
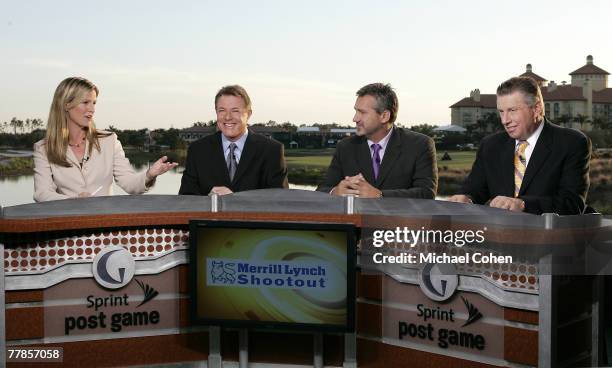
(449, 77, 591, 215)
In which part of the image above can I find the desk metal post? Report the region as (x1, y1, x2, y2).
(210, 193, 219, 213)
(591, 275, 604, 366)
(208, 326, 222, 368)
(313, 332, 323, 368)
(343, 194, 357, 368)
(538, 213, 558, 368)
(239, 329, 248, 368)
(208, 194, 222, 368)
(344, 194, 354, 215)
(343, 332, 357, 368)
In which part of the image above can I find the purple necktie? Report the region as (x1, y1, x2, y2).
(371, 143, 381, 180)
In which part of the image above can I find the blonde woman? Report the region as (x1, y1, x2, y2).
(33, 77, 177, 202)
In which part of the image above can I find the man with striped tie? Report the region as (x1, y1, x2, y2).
(179, 85, 288, 196)
(317, 83, 437, 198)
(450, 77, 591, 215)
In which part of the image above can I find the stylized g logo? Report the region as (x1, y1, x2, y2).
(93, 246, 135, 289)
(418, 263, 458, 302)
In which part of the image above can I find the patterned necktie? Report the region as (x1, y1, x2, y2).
(371, 143, 382, 180)
(514, 140, 529, 197)
(227, 143, 237, 181)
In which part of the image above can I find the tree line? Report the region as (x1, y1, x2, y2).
(3, 114, 609, 150)
(0, 118, 45, 134)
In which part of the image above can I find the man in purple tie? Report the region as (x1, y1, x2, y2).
(317, 83, 438, 198)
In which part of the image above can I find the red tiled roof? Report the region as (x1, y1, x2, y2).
(449, 94, 497, 108)
(542, 86, 586, 101)
(569, 64, 610, 75)
(519, 71, 547, 81)
(451, 87, 612, 106)
(593, 88, 612, 103)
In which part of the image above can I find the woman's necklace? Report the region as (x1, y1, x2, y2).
(68, 137, 86, 148)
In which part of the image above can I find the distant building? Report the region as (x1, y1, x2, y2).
(327, 128, 356, 147)
(250, 126, 292, 146)
(329, 128, 356, 135)
(179, 126, 216, 143)
(296, 126, 320, 134)
(449, 89, 497, 128)
(179, 124, 356, 148)
(293, 126, 322, 148)
(294, 126, 356, 148)
(178, 125, 292, 146)
(450, 55, 612, 130)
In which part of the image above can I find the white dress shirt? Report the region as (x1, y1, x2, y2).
(221, 130, 249, 165)
(367, 128, 394, 161)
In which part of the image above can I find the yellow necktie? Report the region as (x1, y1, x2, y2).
(514, 141, 529, 197)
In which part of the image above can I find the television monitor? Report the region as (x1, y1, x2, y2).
(189, 220, 356, 332)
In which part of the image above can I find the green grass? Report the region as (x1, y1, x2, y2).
(124, 148, 187, 166)
(285, 155, 332, 169)
(436, 150, 476, 170)
(284, 150, 477, 171)
(285, 148, 336, 157)
(0, 157, 34, 175)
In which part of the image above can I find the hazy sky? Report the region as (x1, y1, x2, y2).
(1, 0, 610, 129)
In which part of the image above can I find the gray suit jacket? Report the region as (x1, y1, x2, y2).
(317, 127, 437, 198)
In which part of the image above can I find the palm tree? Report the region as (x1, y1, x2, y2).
(32, 118, 45, 130)
(555, 114, 571, 127)
(573, 114, 588, 131)
(10, 117, 18, 134)
(591, 117, 609, 131)
(477, 112, 501, 133)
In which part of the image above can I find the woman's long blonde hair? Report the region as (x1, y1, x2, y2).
(45, 77, 109, 167)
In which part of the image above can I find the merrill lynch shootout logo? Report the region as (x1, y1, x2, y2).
(207, 258, 328, 289)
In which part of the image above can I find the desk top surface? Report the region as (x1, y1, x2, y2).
(1, 189, 606, 231)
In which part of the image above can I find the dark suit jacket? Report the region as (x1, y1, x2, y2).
(317, 127, 438, 198)
(461, 120, 591, 215)
(179, 130, 288, 195)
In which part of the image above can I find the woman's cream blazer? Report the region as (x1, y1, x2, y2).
(33, 132, 148, 202)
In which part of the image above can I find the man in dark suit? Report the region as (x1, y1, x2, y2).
(179, 85, 287, 196)
(450, 77, 591, 215)
(317, 83, 437, 198)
